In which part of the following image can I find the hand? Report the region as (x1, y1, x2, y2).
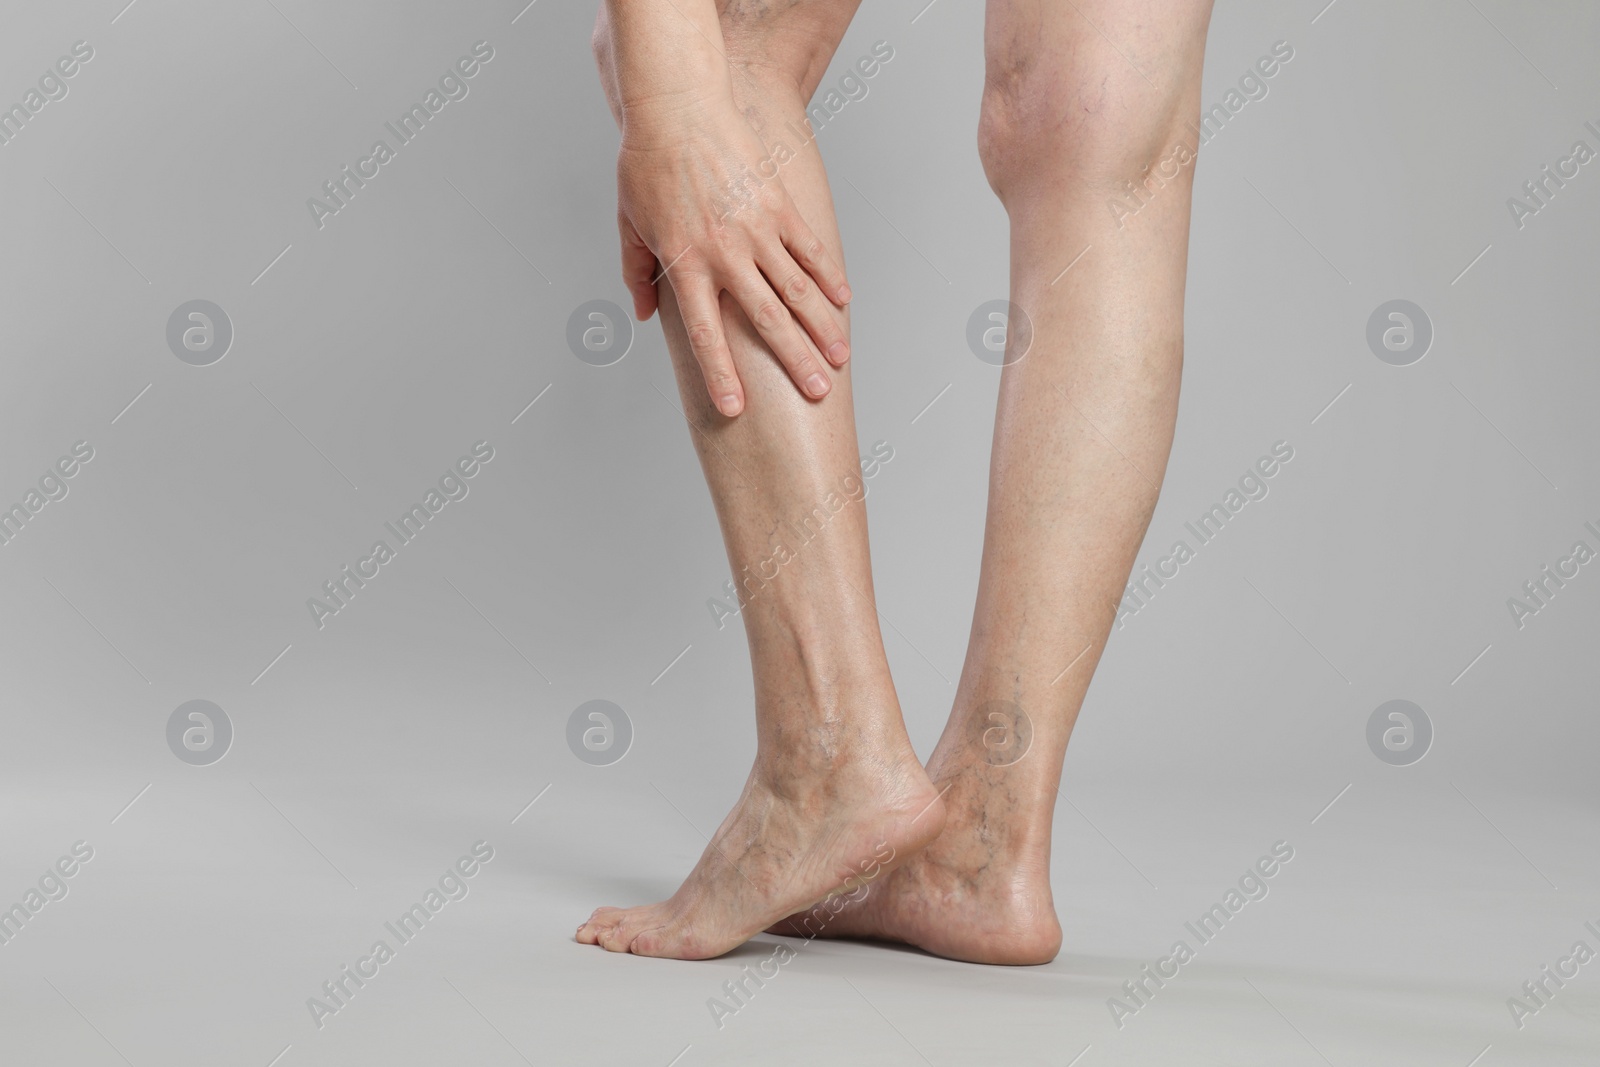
(615, 98, 852, 416)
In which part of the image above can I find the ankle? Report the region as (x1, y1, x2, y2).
(924, 749, 1058, 854)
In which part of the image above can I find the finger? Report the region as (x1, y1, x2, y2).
(675, 279, 744, 417)
(760, 244, 850, 367)
(619, 216, 659, 320)
(729, 271, 831, 400)
(781, 212, 851, 307)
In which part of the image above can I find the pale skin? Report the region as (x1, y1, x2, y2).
(578, 0, 1215, 964)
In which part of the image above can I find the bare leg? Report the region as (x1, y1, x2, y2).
(578, 0, 944, 960)
(773, 0, 1215, 964)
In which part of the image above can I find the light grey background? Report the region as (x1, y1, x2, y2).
(2, 0, 1597, 1064)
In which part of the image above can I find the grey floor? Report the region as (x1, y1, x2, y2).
(6, 770, 1598, 1065)
(4, 0, 1600, 1063)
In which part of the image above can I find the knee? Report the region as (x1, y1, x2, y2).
(977, 58, 1199, 208)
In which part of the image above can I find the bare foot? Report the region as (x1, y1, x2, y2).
(767, 753, 1063, 966)
(576, 717, 946, 960)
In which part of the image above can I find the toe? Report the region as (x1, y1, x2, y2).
(627, 928, 667, 957)
(631, 916, 720, 960)
(597, 907, 656, 953)
(576, 906, 624, 946)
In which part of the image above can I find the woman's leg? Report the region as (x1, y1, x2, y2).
(578, 0, 945, 960)
(776, 0, 1215, 964)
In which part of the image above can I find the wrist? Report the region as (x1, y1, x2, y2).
(617, 86, 733, 150)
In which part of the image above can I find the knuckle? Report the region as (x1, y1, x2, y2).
(781, 273, 811, 304)
(754, 300, 788, 331)
(756, 184, 787, 214)
(686, 322, 720, 352)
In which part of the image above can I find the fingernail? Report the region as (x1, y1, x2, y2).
(806, 373, 829, 397)
(828, 341, 849, 364)
(838, 285, 852, 303)
(717, 394, 741, 416)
